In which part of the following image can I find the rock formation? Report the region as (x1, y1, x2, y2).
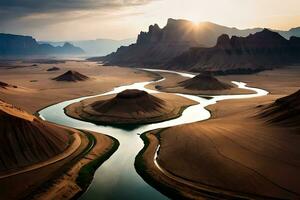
(169, 29, 300, 74)
(100, 19, 264, 66)
(96, 19, 300, 68)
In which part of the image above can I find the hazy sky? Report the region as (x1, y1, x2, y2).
(0, 0, 299, 41)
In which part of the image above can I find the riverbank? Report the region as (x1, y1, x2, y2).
(31, 131, 119, 200)
(0, 127, 89, 200)
(137, 66, 300, 199)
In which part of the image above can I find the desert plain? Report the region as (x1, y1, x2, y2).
(0, 60, 299, 200)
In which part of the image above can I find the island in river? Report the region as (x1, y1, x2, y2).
(65, 89, 197, 125)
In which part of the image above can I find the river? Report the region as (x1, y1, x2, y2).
(38, 69, 268, 200)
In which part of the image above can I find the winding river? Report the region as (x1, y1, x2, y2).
(38, 69, 268, 200)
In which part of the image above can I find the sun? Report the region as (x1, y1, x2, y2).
(188, 16, 202, 26)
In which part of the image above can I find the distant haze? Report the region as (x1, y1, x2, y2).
(40, 38, 136, 56)
(0, 0, 299, 41)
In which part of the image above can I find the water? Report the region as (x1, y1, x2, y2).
(38, 69, 268, 200)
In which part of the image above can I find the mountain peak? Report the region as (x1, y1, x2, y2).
(216, 34, 231, 48)
(167, 18, 177, 24)
(149, 24, 161, 32)
(289, 27, 300, 32)
(166, 18, 191, 26)
(251, 28, 285, 39)
(63, 42, 74, 48)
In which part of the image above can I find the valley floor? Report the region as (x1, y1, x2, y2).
(0, 60, 158, 113)
(1, 61, 300, 199)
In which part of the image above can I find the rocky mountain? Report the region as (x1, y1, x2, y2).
(169, 29, 300, 74)
(100, 19, 262, 66)
(41, 38, 135, 56)
(278, 27, 300, 39)
(98, 18, 300, 67)
(0, 33, 84, 57)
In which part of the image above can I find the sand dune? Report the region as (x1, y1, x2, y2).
(65, 89, 196, 125)
(53, 70, 89, 82)
(259, 89, 300, 127)
(179, 73, 233, 90)
(0, 100, 70, 171)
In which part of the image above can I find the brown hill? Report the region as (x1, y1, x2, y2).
(259, 89, 300, 127)
(0, 100, 70, 171)
(53, 70, 89, 82)
(91, 89, 165, 114)
(169, 29, 300, 74)
(179, 73, 233, 90)
(65, 89, 197, 125)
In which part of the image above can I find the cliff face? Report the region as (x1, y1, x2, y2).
(169, 29, 300, 73)
(0, 34, 84, 56)
(102, 18, 264, 67)
(97, 19, 300, 70)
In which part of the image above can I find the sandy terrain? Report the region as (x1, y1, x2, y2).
(0, 102, 116, 200)
(2, 59, 299, 199)
(0, 100, 73, 173)
(65, 91, 197, 125)
(0, 122, 89, 199)
(0, 60, 159, 113)
(146, 71, 255, 95)
(0, 98, 100, 200)
(138, 66, 300, 199)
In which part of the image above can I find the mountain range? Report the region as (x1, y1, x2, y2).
(169, 29, 300, 74)
(99, 18, 300, 69)
(0, 33, 84, 58)
(40, 38, 135, 56)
